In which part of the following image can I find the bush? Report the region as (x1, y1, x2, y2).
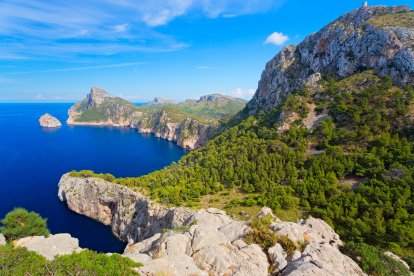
(341, 242, 411, 276)
(245, 214, 278, 250)
(0, 245, 141, 275)
(0, 208, 49, 240)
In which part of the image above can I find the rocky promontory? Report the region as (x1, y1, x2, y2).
(39, 113, 62, 128)
(66, 87, 245, 149)
(58, 173, 365, 275)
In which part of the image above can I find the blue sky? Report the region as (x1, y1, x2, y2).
(0, 0, 413, 102)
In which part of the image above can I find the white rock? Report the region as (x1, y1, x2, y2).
(0, 234, 6, 245)
(384, 251, 411, 270)
(15, 234, 82, 260)
(191, 225, 230, 252)
(268, 243, 288, 272)
(137, 254, 208, 276)
(281, 243, 365, 276)
(219, 221, 251, 242)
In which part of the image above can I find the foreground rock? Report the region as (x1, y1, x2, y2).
(0, 234, 6, 245)
(14, 233, 82, 260)
(58, 174, 365, 275)
(39, 114, 62, 128)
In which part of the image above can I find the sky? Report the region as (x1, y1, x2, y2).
(0, 0, 413, 102)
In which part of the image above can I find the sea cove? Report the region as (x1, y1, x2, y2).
(0, 103, 187, 252)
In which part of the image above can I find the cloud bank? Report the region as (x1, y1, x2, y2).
(265, 32, 289, 46)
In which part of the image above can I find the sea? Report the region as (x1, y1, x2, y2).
(0, 103, 187, 253)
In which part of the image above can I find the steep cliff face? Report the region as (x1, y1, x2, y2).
(248, 5, 414, 113)
(66, 87, 226, 149)
(58, 174, 365, 275)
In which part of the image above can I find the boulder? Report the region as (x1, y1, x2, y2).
(0, 234, 6, 245)
(268, 243, 288, 272)
(271, 216, 342, 247)
(136, 254, 208, 276)
(15, 234, 82, 260)
(39, 114, 62, 128)
(281, 243, 365, 276)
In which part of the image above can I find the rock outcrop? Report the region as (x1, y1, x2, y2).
(39, 114, 62, 128)
(248, 5, 414, 113)
(0, 234, 6, 245)
(58, 174, 365, 275)
(67, 87, 244, 149)
(14, 233, 82, 260)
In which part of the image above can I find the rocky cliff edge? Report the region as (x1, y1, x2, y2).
(58, 173, 365, 275)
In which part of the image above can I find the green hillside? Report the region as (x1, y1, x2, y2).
(77, 72, 414, 269)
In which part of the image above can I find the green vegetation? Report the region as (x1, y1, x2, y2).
(367, 11, 414, 28)
(90, 73, 414, 266)
(69, 72, 414, 274)
(69, 170, 115, 182)
(245, 215, 279, 250)
(341, 242, 411, 276)
(0, 245, 141, 276)
(0, 208, 49, 240)
(77, 108, 108, 122)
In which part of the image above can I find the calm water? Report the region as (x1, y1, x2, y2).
(0, 103, 187, 253)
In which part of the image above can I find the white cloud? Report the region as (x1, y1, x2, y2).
(35, 93, 45, 100)
(264, 32, 289, 46)
(0, 0, 285, 60)
(7, 62, 147, 75)
(197, 65, 218, 70)
(113, 24, 129, 33)
(232, 88, 255, 98)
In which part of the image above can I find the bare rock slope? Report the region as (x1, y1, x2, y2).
(248, 5, 414, 113)
(58, 174, 365, 275)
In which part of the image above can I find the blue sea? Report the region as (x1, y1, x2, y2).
(0, 103, 187, 253)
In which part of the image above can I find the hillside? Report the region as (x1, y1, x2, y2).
(67, 87, 246, 149)
(68, 5, 414, 275)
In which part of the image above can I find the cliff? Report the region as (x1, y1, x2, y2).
(58, 174, 365, 275)
(248, 5, 414, 113)
(67, 87, 245, 149)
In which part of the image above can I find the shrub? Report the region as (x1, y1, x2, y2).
(341, 242, 411, 276)
(245, 214, 278, 250)
(0, 245, 141, 275)
(0, 208, 49, 240)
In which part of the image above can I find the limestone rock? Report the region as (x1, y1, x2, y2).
(268, 243, 288, 273)
(137, 254, 208, 276)
(39, 114, 62, 128)
(384, 251, 411, 270)
(0, 234, 6, 245)
(15, 234, 81, 260)
(248, 5, 414, 113)
(271, 216, 342, 247)
(281, 243, 365, 276)
(58, 174, 365, 275)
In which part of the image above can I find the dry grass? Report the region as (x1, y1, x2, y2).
(367, 11, 414, 28)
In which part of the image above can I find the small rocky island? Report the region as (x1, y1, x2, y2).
(39, 114, 62, 128)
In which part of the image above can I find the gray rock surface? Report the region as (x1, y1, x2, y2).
(0, 234, 6, 245)
(39, 113, 62, 128)
(248, 5, 414, 113)
(14, 234, 82, 260)
(58, 176, 366, 275)
(384, 251, 411, 270)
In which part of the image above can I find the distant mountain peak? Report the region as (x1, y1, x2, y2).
(87, 86, 113, 107)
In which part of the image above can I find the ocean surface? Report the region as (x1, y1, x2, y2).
(0, 103, 187, 253)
